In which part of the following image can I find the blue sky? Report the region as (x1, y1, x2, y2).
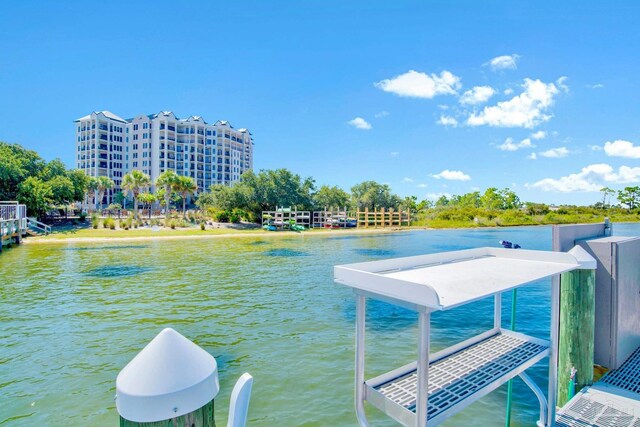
(1, 1, 639, 205)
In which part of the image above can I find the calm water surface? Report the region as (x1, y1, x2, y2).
(2, 224, 639, 426)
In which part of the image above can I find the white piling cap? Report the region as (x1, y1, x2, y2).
(116, 328, 220, 422)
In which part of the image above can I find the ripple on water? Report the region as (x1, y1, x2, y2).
(262, 248, 309, 257)
(83, 265, 153, 278)
(353, 248, 398, 257)
(61, 245, 148, 251)
(248, 240, 270, 246)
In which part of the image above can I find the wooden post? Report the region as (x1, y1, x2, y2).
(117, 328, 219, 427)
(364, 208, 368, 228)
(557, 269, 595, 406)
(120, 400, 215, 427)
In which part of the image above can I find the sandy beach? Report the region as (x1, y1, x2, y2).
(24, 226, 411, 244)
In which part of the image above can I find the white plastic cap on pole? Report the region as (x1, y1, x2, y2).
(116, 328, 220, 423)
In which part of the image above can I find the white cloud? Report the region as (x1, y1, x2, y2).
(529, 163, 640, 192)
(460, 86, 496, 105)
(347, 117, 372, 130)
(604, 140, 640, 159)
(590, 145, 602, 151)
(498, 137, 534, 151)
(425, 192, 452, 201)
(438, 104, 449, 110)
(485, 54, 520, 71)
(437, 115, 458, 127)
(417, 183, 428, 188)
(431, 170, 471, 181)
(556, 76, 569, 93)
(587, 83, 604, 89)
(530, 130, 547, 140)
(539, 147, 569, 158)
(528, 153, 537, 160)
(504, 88, 514, 95)
(402, 177, 414, 183)
(467, 78, 560, 128)
(374, 70, 461, 99)
(374, 111, 389, 118)
(390, 151, 399, 158)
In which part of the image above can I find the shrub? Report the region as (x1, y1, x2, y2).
(79, 211, 88, 222)
(200, 222, 206, 230)
(91, 213, 99, 229)
(103, 217, 115, 229)
(215, 210, 231, 223)
(109, 221, 116, 230)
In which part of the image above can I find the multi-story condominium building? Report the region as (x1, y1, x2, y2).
(75, 110, 254, 205)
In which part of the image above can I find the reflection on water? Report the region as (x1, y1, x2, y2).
(352, 248, 398, 257)
(60, 245, 149, 251)
(262, 248, 309, 257)
(83, 265, 153, 278)
(1, 224, 638, 427)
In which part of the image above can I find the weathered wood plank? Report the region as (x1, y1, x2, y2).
(557, 269, 595, 406)
(120, 399, 215, 427)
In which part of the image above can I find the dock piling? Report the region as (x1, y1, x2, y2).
(557, 268, 595, 407)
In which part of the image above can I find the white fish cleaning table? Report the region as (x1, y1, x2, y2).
(334, 247, 596, 427)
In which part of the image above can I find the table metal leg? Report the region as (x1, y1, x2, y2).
(416, 311, 430, 427)
(355, 293, 370, 427)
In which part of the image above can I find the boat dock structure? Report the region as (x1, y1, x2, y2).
(0, 201, 51, 253)
(0, 201, 27, 252)
(334, 221, 639, 427)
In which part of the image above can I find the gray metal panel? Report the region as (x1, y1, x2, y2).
(579, 236, 640, 369)
(552, 223, 607, 252)
(612, 238, 640, 368)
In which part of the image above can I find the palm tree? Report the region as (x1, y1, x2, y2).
(175, 175, 197, 218)
(138, 192, 156, 220)
(156, 170, 179, 221)
(86, 177, 99, 212)
(122, 170, 151, 219)
(96, 176, 115, 211)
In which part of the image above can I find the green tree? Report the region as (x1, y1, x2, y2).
(174, 175, 197, 217)
(600, 187, 616, 209)
(399, 195, 418, 212)
(17, 177, 52, 219)
(453, 191, 481, 208)
(500, 188, 522, 210)
(86, 177, 99, 211)
(0, 142, 46, 200)
(156, 170, 179, 217)
(236, 169, 315, 219)
(67, 169, 90, 203)
(95, 176, 115, 210)
(481, 187, 504, 210)
(40, 159, 67, 181)
(435, 195, 450, 208)
(617, 186, 640, 210)
(113, 191, 126, 209)
(138, 192, 156, 220)
(122, 170, 151, 219)
(49, 175, 74, 205)
(312, 185, 350, 210)
(350, 181, 401, 210)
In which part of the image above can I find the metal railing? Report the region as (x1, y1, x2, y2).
(27, 217, 51, 235)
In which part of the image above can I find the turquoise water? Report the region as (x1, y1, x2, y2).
(1, 224, 639, 426)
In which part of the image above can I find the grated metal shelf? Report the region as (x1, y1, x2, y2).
(366, 331, 549, 425)
(556, 388, 640, 427)
(600, 346, 640, 395)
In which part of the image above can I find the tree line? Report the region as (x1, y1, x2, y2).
(2, 141, 640, 223)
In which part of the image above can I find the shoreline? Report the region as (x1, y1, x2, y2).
(24, 226, 412, 245)
(22, 220, 640, 245)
